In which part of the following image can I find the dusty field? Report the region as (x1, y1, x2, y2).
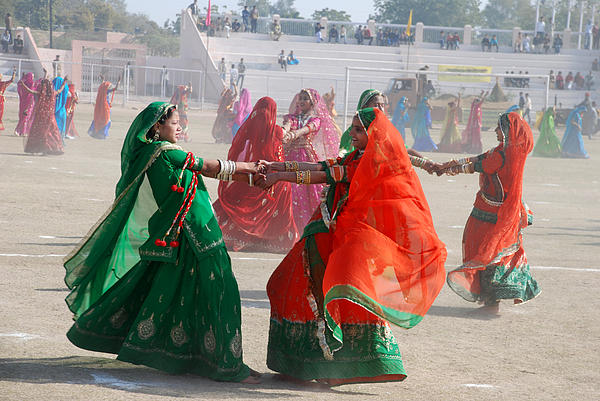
(0, 97, 599, 401)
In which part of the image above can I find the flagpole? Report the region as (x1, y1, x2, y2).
(406, 42, 410, 70)
(201, 0, 211, 110)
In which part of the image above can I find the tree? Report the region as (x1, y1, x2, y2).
(483, 0, 536, 29)
(271, 0, 301, 18)
(311, 8, 352, 22)
(236, 0, 271, 17)
(374, 0, 482, 27)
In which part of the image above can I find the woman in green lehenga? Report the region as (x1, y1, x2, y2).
(533, 106, 562, 157)
(64, 101, 261, 383)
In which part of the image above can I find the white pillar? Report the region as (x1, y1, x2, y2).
(578, 1, 585, 49)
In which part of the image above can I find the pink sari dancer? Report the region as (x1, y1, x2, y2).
(232, 88, 252, 137)
(15, 73, 37, 136)
(283, 88, 341, 230)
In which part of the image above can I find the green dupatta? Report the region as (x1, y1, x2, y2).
(338, 90, 382, 154)
(533, 107, 562, 157)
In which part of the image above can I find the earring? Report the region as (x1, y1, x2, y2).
(152, 129, 160, 142)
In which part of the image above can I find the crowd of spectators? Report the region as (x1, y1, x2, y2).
(218, 57, 247, 90)
(1, 13, 24, 54)
(550, 70, 594, 90)
(439, 31, 460, 50)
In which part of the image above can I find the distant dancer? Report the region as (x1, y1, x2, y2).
(533, 107, 561, 157)
(65, 83, 79, 139)
(391, 96, 409, 141)
(232, 88, 252, 137)
(0, 67, 15, 131)
(88, 75, 120, 139)
(15, 72, 37, 136)
(461, 91, 488, 154)
(437, 94, 462, 153)
(561, 106, 589, 158)
(170, 83, 192, 142)
(212, 88, 236, 144)
(411, 97, 437, 152)
(53, 76, 69, 139)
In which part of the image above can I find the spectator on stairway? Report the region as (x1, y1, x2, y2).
(490, 35, 499, 52)
(13, 34, 23, 54)
(555, 71, 565, 89)
(514, 32, 523, 52)
(237, 58, 246, 89)
(250, 6, 258, 33)
(270, 20, 282, 41)
(593, 58, 599, 71)
(522, 33, 531, 53)
(232, 19, 241, 32)
(229, 64, 238, 92)
(1, 29, 11, 53)
(218, 58, 227, 81)
(363, 26, 373, 45)
(553, 34, 563, 54)
(287, 50, 299, 65)
(481, 34, 491, 52)
(439, 30, 446, 49)
(340, 25, 347, 44)
(242, 6, 250, 32)
(278, 50, 287, 71)
(329, 25, 339, 43)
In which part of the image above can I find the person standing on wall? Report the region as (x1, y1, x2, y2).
(237, 58, 246, 90)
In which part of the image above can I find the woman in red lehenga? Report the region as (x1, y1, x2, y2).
(0, 67, 16, 131)
(22, 74, 68, 155)
(213, 97, 299, 253)
(65, 83, 79, 138)
(461, 90, 488, 154)
(170, 84, 192, 142)
(438, 112, 540, 308)
(260, 108, 447, 385)
(212, 88, 236, 144)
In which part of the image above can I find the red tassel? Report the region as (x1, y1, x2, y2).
(170, 241, 180, 248)
(177, 187, 184, 193)
(155, 238, 162, 246)
(171, 184, 178, 192)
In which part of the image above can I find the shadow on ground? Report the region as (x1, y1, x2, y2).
(0, 356, 375, 398)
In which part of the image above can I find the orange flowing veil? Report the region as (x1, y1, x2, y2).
(323, 108, 447, 345)
(93, 81, 111, 129)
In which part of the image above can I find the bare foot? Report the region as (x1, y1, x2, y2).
(241, 375, 261, 384)
(480, 301, 500, 313)
(249, 368, 262, 378)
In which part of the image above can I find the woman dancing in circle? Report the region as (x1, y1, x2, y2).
(261, 108, 447, 385)
(437, 112, 540, 308)
(213, 97, 299, 253)
(88, 74, 120, 139)
(283, 88, 340, 230)
(65, 102, 262, 383)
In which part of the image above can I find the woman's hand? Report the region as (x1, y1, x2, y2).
(257, 160, 284, 172)
(423, 161, 442, 175)
(256, 173, 279, 190)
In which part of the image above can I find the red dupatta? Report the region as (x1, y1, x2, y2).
(213, 97, 299, 246)
(93, 81, 112, 129)
(323, 109, 447, 343)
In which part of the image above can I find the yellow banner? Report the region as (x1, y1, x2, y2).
(438, 65, 492, 83)
(406, 10, 412, 36)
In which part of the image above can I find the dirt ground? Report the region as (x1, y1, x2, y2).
(0, 98, 599, 401)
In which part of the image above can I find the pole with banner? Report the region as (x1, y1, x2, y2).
(405, 9, 412, 70)
(201, 0, 211, 109)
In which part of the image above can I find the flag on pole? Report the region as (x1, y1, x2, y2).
(206, 0, 212, 26)
(406, 9, 413, 36)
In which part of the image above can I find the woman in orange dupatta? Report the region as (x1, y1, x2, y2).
(438, 112, 540, 308)
(213, 97, 299, 253)
(88, 75, 120, 139)
(260, 108, 447, 385)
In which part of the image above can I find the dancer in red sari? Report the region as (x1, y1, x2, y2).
(65, 83, 79, 138)
(260, 108, 447, 385)
(213, 97, 299, 253)
(0, 67, 16, 131)
(438, 112, 540, 308)
(461, 90, 488, 154)
(170, 84, 192, 142)
(89, 75, 120, 139)
(22, 74, 67, 155)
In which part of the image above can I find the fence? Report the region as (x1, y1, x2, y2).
(0, 55, 204, 106)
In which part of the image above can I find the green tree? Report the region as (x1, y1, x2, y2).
(271, 0, 301, 18)
(483, 0, 536, 29)
(311, 8, 352, 22)
(374, 0, 482, 27)
(236, 0, 271, 17)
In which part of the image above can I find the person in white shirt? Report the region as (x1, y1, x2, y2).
(218, 58, 227, 81)
(523, 93, 533, 124)
(229, 64, 238, 92)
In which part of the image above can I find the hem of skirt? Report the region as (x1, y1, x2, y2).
(267, 349, 406, 382)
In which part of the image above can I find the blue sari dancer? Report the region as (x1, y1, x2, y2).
(391, 96, 410, 141)
(561, 106, 589, 158)
(53, 77, 69, 139)
(411, 97, 437, 151)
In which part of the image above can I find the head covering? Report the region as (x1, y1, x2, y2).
(233, 88, 252, 127)
(117, 102, 174, 196)
(289, 88, 341, 159)
(355, 107, 375, 132)
(16, 73, 36, 136)
(357, 89, 383, 109)
(323, 108, 447, 343)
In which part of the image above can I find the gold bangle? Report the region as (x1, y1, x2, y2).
(284, 161, 291, 171)
(304, 170, 311, 184)
(296, 171, 302, 184)
(292, 161, 299, 171)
